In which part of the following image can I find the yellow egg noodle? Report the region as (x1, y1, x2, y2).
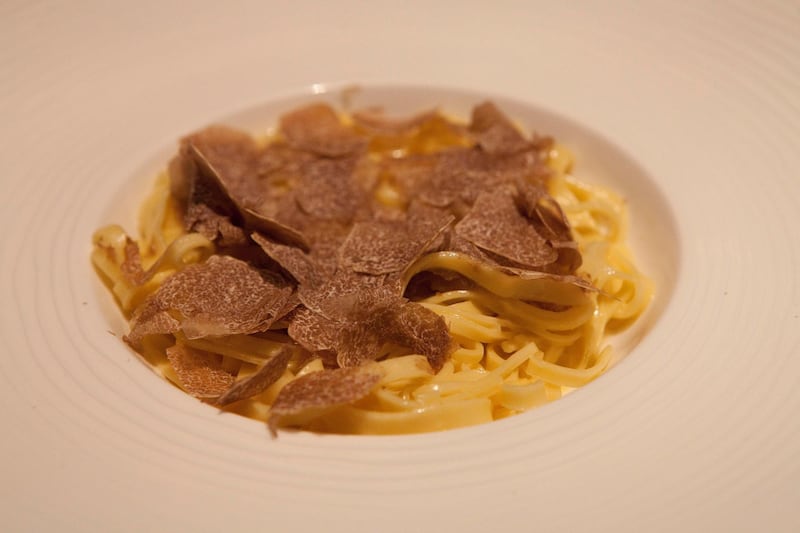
(92, 112, 652, 435)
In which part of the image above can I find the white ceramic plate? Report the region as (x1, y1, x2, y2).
(2, 2, 798, 532)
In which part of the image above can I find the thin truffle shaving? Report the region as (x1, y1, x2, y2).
(126, 255, 292, 345)
(166, 343, 235, 399)
(280, 103, 367, 157)
(469, 101, 533, 155)
(92, 98, 652, 436)
(455, 186, 558, 269)
(268, 364, 383, 434)
(215, 347, 294, 406)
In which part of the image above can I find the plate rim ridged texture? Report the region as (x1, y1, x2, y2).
(1, 1, 799, 532)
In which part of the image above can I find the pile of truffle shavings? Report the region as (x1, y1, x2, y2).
(116, 101, 590, 431)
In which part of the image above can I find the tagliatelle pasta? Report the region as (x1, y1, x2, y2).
(91, 100, 652, 435)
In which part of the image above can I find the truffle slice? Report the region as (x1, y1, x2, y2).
(124, 308, 180, 349)
(514, 180, 569, 240)
(166, 343, 235, 399)
(184, 203, 249, 247)
(287, 306, 341, 354)
(190, 143, 309, 250)
(273, 292, 302, 324)
(185, 126, 261, 201)
(295, 157, 367, 223)
(389, 302, 452, 372)
(167, 127, 255, 247)
(413, 152, 472, 209)
(215, 347, 294, 406)
(411, 148, 548, 211)
(279, 103, 366, 157)
(128, 255, 292, 343)
(337, 301, 451, 371)
(336, 304, 396, 368)
(168, 126, 256, 209)
(300, 220, 351, 276)
(297, 268, 396, 319)
(514, 179, 582, 274)
(455, 187, 557, 269)
(382, 154, 440, 206)
(251, 232, 322, 287)
(469, 101, 532, 156)
(268, 364, 383, 434)
(338, 207, 453, 275)
(338, 220, 417, 275)
(167, 125, 310, 249)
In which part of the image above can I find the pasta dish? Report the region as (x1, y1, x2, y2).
(92, 100, 652, 435)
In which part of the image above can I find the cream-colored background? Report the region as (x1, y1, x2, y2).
(1, 1, 798, 531)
